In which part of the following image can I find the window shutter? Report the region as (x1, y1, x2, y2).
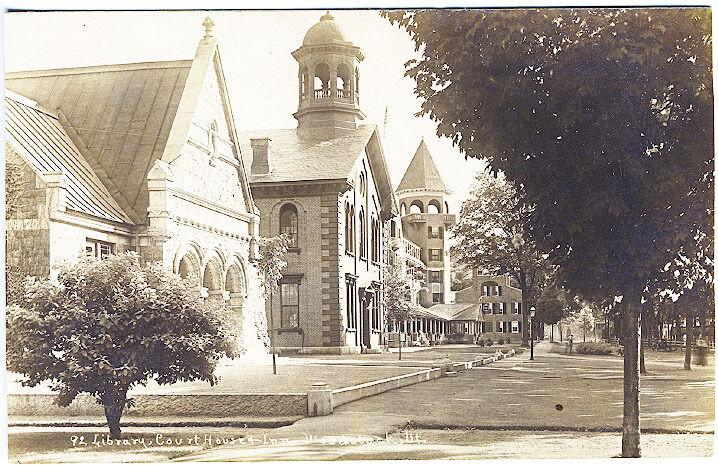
(518, 321, 522, 333)
(498, 286, 502, 296)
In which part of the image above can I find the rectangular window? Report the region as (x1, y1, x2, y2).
(482, 285, 490, 297)
(432, 292, 443, 303)
(482, 303, 492, 314)
(429, 249, 442, 262)
(430, 271, 442, 283)
(513, 302, 522, 314)
(511, 321, 520, 333)
(86, 239, 115, 259)
(496, 321, 505, 333)
(498, 302, 506, 314)
(346, 277, 356, 330)
(485, 321, 493, 333)
(428, 226, 444, 239)
(280, 282, 299, 328)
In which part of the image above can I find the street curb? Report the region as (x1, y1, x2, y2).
(404, 422, 714, 435)
(8, 417, 301, 428)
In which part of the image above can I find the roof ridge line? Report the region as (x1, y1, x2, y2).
(6, 59, 194, 79)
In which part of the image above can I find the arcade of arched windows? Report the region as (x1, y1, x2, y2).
(174, 243, 248, 320)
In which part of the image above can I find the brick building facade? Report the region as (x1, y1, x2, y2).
(239, 13, 397, 354)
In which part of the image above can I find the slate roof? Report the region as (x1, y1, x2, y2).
(238, 125, 376, 184)
(397, 139, 449, 193)
(5, 93, 132, 224)
(5, 60, 193, 223)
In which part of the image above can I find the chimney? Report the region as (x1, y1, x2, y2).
(250, 138, 271, 175)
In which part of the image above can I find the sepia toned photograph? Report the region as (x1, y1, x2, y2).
(2, 3, 715, 463)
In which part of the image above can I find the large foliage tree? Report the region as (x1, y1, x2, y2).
(451, 172, 551, 345)
(385, 8, 713, 457)
(6, 253, 237, 439)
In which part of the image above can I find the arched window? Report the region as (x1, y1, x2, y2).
(428, 199, 442, 214)
(359, 172, 366, 196)
(400, 203, 407, 216)
(359, 208, 366, 259)
(280, 204, 299, 248)
(445, 201, 450, 214)
(208, 120, 218, 165)
(370, 216, 377, 262)
(345, 202, 355, 254)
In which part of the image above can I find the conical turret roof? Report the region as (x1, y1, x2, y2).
(397, 139, 449, 193)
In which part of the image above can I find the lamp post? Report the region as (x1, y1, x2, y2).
(530, 307, 536, 360)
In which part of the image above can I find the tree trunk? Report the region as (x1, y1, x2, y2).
(684, 309, 694, 371)
(102, 386, 128, 440)
(639, 314, 647, 374)
(399, 330, 402, 360)
(622, 294, 641, 458)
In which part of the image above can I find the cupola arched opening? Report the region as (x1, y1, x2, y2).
(427, 199, 442, 214)
(409, 200, 424, 214)
(300, 66, 309, 101)
(314, 62, 331, 98)
(337, 63, 352, 99)
(445, 201, 450, 213)
(400, 202, 407, 216)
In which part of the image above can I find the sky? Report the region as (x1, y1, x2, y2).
(3, 9, 486, 214)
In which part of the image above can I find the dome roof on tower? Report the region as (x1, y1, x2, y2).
(303, 12, 348, 46)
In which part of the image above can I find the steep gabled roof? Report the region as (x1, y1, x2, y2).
(6, 60, 192, 224)
(397, 139, 449, 194)
(5, 92, 132, 224)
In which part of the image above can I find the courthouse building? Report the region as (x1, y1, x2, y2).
(4, 19, 269, 356)
(239, 13, 397, 354)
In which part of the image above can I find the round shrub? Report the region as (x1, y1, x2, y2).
(486, 338, 494, 347)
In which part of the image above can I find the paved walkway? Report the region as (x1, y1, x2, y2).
(7, 345, 518, 396)
(178, 342, 714, 461)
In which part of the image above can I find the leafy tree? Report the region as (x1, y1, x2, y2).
(385, 8, 713, 457)
(451, 171, 551, 345)
(383, 261, 418, 360)
(536, 284, 580, 341)
(6, 253, 236, 439)
(256, 234, 291, 373)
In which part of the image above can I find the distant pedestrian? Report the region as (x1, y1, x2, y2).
(696, 336, 708, 366)
(568, 334, 574, 355)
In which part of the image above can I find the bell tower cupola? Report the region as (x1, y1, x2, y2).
(292, 12, 365, 140)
